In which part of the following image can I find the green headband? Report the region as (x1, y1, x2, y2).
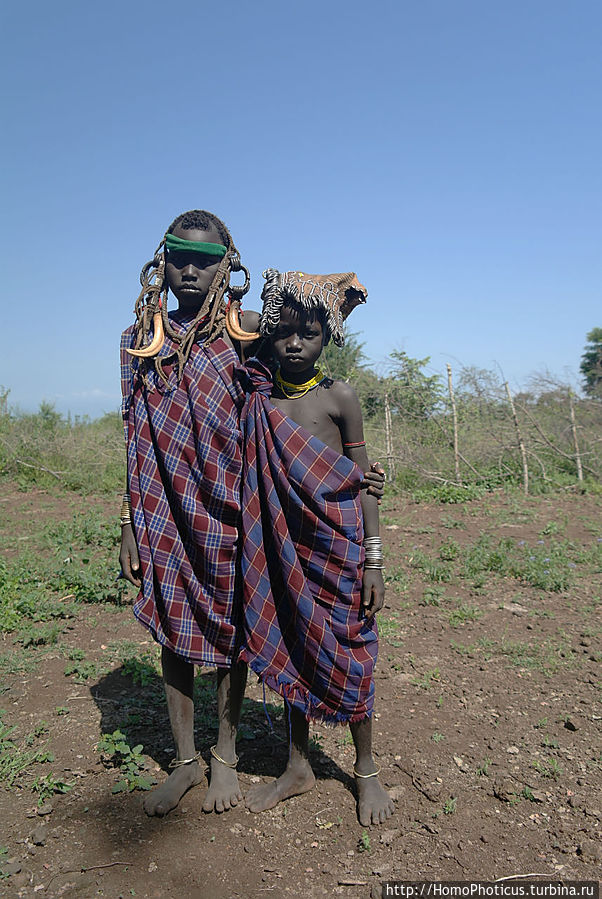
(165, 233, 228, 257)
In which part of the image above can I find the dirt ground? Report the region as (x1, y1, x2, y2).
(0, 484, 600, 898)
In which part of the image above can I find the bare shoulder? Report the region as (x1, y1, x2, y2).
(327, 379, 362, 415)
(329, 379, 360, 402)
(241, 309, 260, 333)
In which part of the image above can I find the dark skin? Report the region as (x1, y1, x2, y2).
(244, 304, 394, 827)
(119, 227, 386, 818)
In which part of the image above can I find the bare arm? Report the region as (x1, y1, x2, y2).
(119, 482, 141, 588)
(333, 383, 385, 618)
(235, 310, 270, 362)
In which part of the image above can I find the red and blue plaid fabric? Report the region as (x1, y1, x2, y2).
(120, 313, 245, 666)
(237, 360, 377, 723)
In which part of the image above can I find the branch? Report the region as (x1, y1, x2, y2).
(15, 459, 65, 481)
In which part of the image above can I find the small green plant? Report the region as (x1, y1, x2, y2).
(309, 734, 324, 752)
(540, 520, 563, 536)
(379, 615, 403, 647)
(522, 786, 535, 801)
(384, 566, 409, 595)
(31, 773, 74, 806)
(409, 549, 453, 583)
(420, 585, 446, 607)
(542, 735, 559, 749)
(358, 830, 371, 852)
(448, 602, 482, 628)
(443, 796, 457, 815)
(532, 757, 562, 780)
(64, 659, 98, 682)
(431, 732, 445, 743)
(476, 758, 491, 776)
(412, 667, 441, 690)
(534, 717, 548, 729)
(0, 846, 10, 881)
(25, 721, 49, 743)
(55, 706, 70, 716)
(121, 657, 159, 687)
(439, 538, 461, 561)
(0, 713, 53, 786)
(96, 730, 156, 793)
(441, 514, 465, 530)
(15, 621, 66, 647)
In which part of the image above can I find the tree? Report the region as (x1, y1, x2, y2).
(580, 328, 602, 397)
(387, 350, 444, 419)
(321, 328, 366, 381)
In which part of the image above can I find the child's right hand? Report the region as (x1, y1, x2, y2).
(362, 568, 385, 618)
(119, 524, 141, 588)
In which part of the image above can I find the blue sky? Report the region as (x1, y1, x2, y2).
(2, 0, 601, 416)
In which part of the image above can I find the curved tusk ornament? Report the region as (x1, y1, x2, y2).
(225, 302, 260, 342)
(126, 312, 166, 358)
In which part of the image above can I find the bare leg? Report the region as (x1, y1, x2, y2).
(350, 715, 394, 826)
(143, 647, 203, 817)
(245, 704, 315, 813)
(202, 661, 247, 812)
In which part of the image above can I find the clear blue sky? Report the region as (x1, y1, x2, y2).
(2, 0, 601, 416)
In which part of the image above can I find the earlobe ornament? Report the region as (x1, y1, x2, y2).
(225, 294, 260, 342)
(126, 298, 166, 357)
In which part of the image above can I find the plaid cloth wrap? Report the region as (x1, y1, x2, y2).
(120, 313, 245, 666)
(237, 359, 377, 723)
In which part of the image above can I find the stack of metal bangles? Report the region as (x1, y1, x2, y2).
(120, 493, 132, 528)
(364, 536, 384, 570)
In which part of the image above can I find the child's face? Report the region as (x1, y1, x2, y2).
(271, 304, 325, 376)
(165, 224, 223, 312)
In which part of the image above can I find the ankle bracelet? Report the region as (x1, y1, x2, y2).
(169, 750, 202, 768)
(210, 744, 239, 769)
(353, 765, 381, 779)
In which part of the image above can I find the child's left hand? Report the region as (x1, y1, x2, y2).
(362, 568, 385, 618)
(361, 462, 386, 502)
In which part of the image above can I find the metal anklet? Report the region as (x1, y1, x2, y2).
(353, 766, 381, 779)
(210, 744, 239, 769)
(169, 750, 203, 768)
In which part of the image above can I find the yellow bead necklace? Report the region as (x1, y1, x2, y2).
(275, 367, 326, 399)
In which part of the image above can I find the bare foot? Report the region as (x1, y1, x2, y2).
(355, 773, 395, 826)
(143, 762, 202, 817)
(202, 756, 243, 813)
(245, 760, 315, 813)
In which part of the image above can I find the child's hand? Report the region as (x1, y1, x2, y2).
(361, 463, 386, 503)
(119, 524, 142, 588)
(361, 568, 385, 618)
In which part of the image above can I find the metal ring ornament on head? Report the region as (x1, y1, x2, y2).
(225, 258, 260, 342)
(127, 243, 167, 358)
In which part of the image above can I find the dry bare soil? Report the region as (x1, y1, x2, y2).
(0, 483, 600, 898)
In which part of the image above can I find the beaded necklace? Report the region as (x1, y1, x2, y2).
(275, 367, 327, 399)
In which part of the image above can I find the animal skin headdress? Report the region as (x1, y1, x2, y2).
(259, 269, 367, 346)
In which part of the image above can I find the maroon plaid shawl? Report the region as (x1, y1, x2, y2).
(238, 360, 377, 723)
(120, 312, 244, 666)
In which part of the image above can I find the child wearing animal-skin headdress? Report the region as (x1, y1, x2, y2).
(238, 268, 394, 827)
(119, 214, 386, 821)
